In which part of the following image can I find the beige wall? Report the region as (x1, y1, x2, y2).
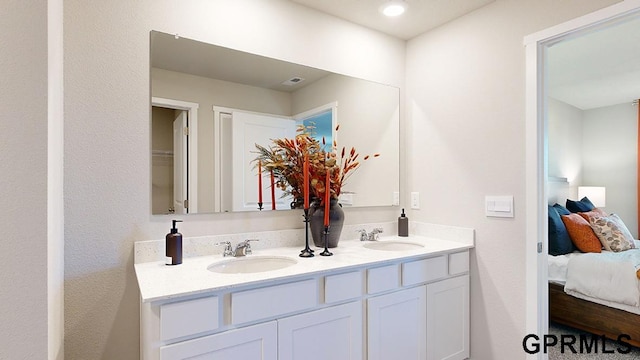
(64, 0, 404, 358)
(583, 103, 638, 237)
(292, 73, 400, 207)
(405, 0, 620, 359)
(1, 1, 58, 359)
(548, 97, 584, 188)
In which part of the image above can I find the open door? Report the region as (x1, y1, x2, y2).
(173, 110, 188, 214)
(231, 110, 296, 211)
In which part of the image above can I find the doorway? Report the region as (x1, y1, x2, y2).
(525, 2, 640, 359)
(151, 97, 199, 214)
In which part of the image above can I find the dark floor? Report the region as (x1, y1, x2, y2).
(548, 322, 640, 359)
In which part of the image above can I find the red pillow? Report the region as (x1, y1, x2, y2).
(561, 213, 602, 253)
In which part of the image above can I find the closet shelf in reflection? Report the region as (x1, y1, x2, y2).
(152, 150, 174, 157)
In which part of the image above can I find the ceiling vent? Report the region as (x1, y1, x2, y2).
(281, 77, 305, 86)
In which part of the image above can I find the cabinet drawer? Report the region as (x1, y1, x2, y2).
(232, 279, 317, 325)
(325, 271, 362, 304)
(161, 296, 219, 341)
(160, 321, 277, 360)
(449, 251, 469, 275)
(402, 256, 447, 286)
(367, 264, 399, 294)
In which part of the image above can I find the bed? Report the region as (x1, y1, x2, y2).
(548, 249, 640, 347)
(547, 179, 640, 347)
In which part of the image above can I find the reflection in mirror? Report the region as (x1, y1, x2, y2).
(150, 31, 400, 214)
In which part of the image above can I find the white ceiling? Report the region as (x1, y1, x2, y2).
(289, 0, 496, 40)
(151, 31, 332, 92)
(547, 15, 640, 110)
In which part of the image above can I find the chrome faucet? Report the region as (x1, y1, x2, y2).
(215, 241, 234, 257)
(356, 228, 384, 241)
(215, 239, 259, 257)
(234, 239, 259, 257)
(368, 228, 383, 241)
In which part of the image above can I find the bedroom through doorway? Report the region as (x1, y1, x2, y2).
(525, 2, 640, 359)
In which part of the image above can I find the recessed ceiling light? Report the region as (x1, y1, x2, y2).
(380, 0, 408, 17)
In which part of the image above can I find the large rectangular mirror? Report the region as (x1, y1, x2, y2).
(150, 31, 400, 214)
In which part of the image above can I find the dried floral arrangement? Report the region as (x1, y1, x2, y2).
(254, 124, 378, 207)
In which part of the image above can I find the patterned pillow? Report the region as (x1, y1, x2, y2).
(561, 213, 601, 253)
(587, 215, 634, 252)
(577, 208, 607, 222)
(608, 214, 636, 249)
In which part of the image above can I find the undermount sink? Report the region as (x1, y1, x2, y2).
(207, 256, 297, 274)
(363, 241, 424, 251)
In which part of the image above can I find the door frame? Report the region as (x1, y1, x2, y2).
(152, 97, 199, 213)
(524, 1, 640, 359)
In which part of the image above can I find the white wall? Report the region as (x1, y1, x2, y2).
(583, 103, 637, 237)
(547, 99, 637, 237)
(405, 0, 619, 359)
(64, 0, 404, 358)
(548, 98, 584, 188)
(1, 1, 63, 359)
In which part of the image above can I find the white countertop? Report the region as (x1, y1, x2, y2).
(134, 235, 472, 303)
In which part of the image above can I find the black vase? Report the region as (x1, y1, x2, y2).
(309, 198, 344, 248)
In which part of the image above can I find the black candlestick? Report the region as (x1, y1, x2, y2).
(299, 209, 314, 257)
(257, 202, 263, 211)
(320, 226, 333, 256)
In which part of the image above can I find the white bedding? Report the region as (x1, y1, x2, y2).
(549, 241, 640, 314)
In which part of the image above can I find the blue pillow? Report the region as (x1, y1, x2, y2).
(548, 205, 575, 255)
(553, 203, 570, 216)
(566, 197, 595, 213)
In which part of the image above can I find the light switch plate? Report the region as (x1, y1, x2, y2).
(485, 196, 514, 218)
(411, 192, 420, 209)
(392, 192, 400, 206)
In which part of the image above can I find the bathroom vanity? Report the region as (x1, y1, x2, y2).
(135, 231, 472, 360)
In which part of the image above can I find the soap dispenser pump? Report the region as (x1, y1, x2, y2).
(166, 220, 183, 265)
(398, 209, 408, 237)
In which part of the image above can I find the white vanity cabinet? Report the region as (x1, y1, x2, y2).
(139, 249, 470, 360)
(278, 301, 363, 360)
(160, 321, 277, 360)
(426, 275, 469, 360)
(367, 285, 427, 360)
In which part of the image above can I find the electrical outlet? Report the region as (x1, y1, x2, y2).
(411, 192, 420, 209)
(393, 192, 400, 206)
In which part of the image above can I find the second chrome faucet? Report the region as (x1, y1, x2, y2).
(215, 239, 259, 257)
(356, 228, 384, 241)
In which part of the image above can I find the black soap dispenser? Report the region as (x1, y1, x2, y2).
(166, 220, 183, 265)
(398, 209, 408, 237)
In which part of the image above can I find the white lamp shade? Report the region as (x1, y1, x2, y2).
(578, 186, 606, 207)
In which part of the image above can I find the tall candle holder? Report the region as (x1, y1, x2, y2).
(319, 226, 333, 256)
(299, 209, 314, 257)
(257, 202, 263, 211)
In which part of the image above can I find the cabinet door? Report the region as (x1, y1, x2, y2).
(160, 321, 277, 360)
(367, 286, 427, 360)
(426, 275, 469, 360)
(278, 301, 363, 360)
